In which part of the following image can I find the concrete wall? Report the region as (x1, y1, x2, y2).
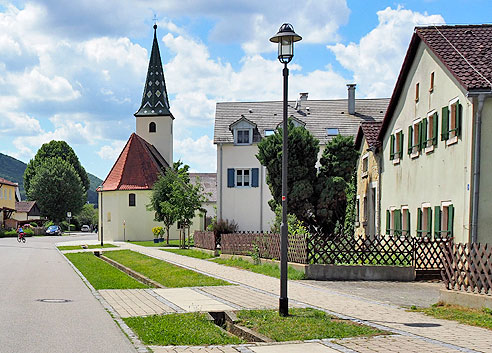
(380, 42, 473, 243)
(476, 97, 492, 243)
(217, 143, 275, 232)
(97, 189, 203, 242)
(355, 137, 380, 238)
(135, 115, 173, 165)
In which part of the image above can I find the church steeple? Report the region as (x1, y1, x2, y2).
(135, 24, 173, 118)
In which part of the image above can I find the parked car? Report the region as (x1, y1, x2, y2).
(81, 225, 90, 232)
(46, 225, 62, 236)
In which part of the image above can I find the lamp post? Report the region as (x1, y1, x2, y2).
(270, 23, 302, 317)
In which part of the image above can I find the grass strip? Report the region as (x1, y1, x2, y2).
(103, 250, 230, 287)
(58, 244, 117, 251)
(128, 239, 193, 248)
(124, 312, 244, 345)
(162, 248, 217, 260)
(64, 252, 148, 290)
(410, 302, 492, 330)
(237, 308, 385, 341)
(212, 257, 305, 280)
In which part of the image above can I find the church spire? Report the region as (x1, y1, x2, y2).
(134, 24, 173, 118)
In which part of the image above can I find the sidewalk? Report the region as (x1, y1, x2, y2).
(114, 242, 492, 353)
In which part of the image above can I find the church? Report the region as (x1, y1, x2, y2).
(97, 25, 199, 242)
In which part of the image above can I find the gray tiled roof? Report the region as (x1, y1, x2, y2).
(214, 98, 390, 145)
(189, 173, 217, 203)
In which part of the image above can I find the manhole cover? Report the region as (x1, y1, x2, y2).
(404, 322, 441, 328)
(37, 299, 72, 303)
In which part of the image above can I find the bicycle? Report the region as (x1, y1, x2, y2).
(17, 232, 26, 243)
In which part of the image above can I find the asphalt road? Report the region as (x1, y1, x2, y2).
(0, 234, 137, 353)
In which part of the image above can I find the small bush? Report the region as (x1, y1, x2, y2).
(30, 222, 38, 227)
(0, 230, 17, 238)
(212, 219, 238, 247)
(44, 220, 54, 228)
(23, 228, 34, 236)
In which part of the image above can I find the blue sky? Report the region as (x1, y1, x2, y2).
(0, 0, 490, 180)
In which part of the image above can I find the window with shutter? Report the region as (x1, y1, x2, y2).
(443, 99, 461, 145)
(410, 120, 420, 157)
(390, 134, 395, 160)
(441, 203, 454, 238)
(416, 208, 422, 237)
(227, 169, 235, 187)
(251, 168, 259, 187)
(398, 131, 404, 159)
(441, 106, 449, 141)
(434, 206, 441, 239)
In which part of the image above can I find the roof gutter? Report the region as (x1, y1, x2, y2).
(469, 90, 492, 243)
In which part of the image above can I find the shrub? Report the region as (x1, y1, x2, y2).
(212, 219, 238, 247)
(44, 220, 54, 228)
(60, 221, 75, 231)
(23, 228, 34, 236)
(271, 205, 309, 237)
(30, 222, 38, 227)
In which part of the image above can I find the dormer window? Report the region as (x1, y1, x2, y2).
(149, 122, 156, 133)
(236, 129, 251, 144)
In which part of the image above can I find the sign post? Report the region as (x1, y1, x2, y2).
(67, 212, 72, 236)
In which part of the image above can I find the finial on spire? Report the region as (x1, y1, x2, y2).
(153, 14, 158, 29)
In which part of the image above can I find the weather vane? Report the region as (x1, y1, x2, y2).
(153, 14, 158, 26)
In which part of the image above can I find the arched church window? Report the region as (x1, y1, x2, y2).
(149, 122, 156, 133)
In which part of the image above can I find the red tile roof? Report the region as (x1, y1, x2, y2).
(99, 133, 169, 191)
(0, 177, 17, 187)
(355, 121, 383, 150)
(379, 24, 492, 140)
(417, 25, 492, 91)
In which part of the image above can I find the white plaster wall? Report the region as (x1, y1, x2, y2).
(136, 116, 173, 164)
(98, 190, 203, 241)
(218, 144, 275, 232)
(380, 42, 473, 243)
(477, 97, 492, 243)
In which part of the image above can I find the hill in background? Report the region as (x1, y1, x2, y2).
(0, 152, 102, 205)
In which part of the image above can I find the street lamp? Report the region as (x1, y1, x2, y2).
(270, 23, 302, 317)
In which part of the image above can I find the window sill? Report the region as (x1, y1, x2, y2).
(234, 143, 253, 146)
(425, 145, 435, 154)
(410, 151, 419, 159)
(392, 158, 400, 165)
(446, 136, 458, 146)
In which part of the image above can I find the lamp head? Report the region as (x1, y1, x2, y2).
(270, 23, 302, 64)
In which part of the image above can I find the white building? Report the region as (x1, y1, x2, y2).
(214, 89, 389, 232)
(378, 24, 492, 244)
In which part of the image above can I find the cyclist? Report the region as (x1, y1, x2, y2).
(17, 226, 26, 243)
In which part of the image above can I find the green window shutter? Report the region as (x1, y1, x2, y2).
(441, 106, 449, 141)
(417, 122, 422, 151)
(421, 118, 428, 149)
(390, 134, 395, 160)
(457, 103, 463, 137)
(399, 131, 404, 159)
(432, 112, 438, 146)
(427, 207, 432, 238)
(417, 208, 422, 237)
(448, 205, 455, 238)
(406, 210, 411, 236)
(408, 125, 413, 155)
(434, 206, 441, 239)
(386, 210, 391, 235)
(251, 168, 259, 187)
(394, 209, 401, 236)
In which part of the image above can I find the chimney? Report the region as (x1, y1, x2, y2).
(347, 84, 356, 115)
(295, 92, 308, 110)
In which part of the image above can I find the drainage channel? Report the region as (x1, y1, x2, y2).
(36, 299, 73, 303)
(208, 311, 272, 343)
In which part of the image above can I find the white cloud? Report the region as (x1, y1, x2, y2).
(328, 6, 445, 97)
(97, 140, 127, 160)
(0, 111, 42, 136)
(174, 135, 216, 172)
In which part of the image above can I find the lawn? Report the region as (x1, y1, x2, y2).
(237, 308, 385, 341)
(58, 244, 117, 251)
(410, 303, 492, 330)
(212, 257, 305, 280)
(124, 312, 244, 346)
(162, 248, 217, 260)
(103, 250, 230, 287)
(128, 239, 193, 248)
(64, 252, 148, 290)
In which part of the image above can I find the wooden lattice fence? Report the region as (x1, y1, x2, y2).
(193, 231, 216, 251)
(441, 242, 492, 295)
(221, 232, 308, 264)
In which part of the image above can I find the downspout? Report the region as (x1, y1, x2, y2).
(470, 93, 487, 243)
(376, 146, 382, 237)
(260, 166, 263, 232)
(218, 143, 223, 220)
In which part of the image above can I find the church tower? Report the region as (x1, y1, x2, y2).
(135, 24, 174, 165)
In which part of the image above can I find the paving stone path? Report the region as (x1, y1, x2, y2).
(60, 241, 492, 353)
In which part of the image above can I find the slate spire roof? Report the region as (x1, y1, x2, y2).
(99, 133, 169, 191)
(134, 24, 173, 118)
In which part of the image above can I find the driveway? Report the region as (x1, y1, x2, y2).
(0, 234, 137, 353)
